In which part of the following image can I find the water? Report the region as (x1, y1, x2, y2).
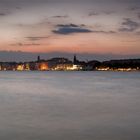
(0, 71, 140, 140)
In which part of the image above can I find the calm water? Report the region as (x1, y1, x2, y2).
(0, 71, 140, 140)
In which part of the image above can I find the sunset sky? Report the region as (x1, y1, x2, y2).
(0, 0, 140, 61)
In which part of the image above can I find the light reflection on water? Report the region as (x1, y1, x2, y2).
(0, 71, 140, 140)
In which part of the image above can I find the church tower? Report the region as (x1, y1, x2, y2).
(73, 54, 77, 64)
(37, 55, 40, 62)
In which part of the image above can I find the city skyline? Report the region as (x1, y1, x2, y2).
(0, 0, 140, 61)
(0, 54, 140, 71)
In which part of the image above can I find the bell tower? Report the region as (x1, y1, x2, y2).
(37, 55, 40, 62)
(73, 54, 77, 64)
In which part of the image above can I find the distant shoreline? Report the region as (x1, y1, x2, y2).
(0, 69, 139, 72)
(0, 57, 140, 71)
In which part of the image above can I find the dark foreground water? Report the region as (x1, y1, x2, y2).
(0, 71, 140, 140)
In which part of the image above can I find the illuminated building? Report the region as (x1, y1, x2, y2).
(17, 64, 24, 71)
(38, 62, 49, 71)
(47, 57, 73, 70)
(96, 67, 110, 71)
(24, 63, 30, 71)
(70, 64, 83, 70)
(54, 64, 83, 71)
(54, 64, 73, 70)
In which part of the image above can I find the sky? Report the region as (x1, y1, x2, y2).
(0, 0, 140, 61)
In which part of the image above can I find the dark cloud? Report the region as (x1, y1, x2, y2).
(52, 15, 68, 18)
(57, 24, 79, 28)
(26, 36, 50, 41)
(53, 23, 117, 35)
(10, 43, 41, 46)
(119, 18, 140, 32)
(53, 27, 92, 35)
(88, 10, 115, 17)
(128, 6, 140, 11)
(0, 13, 6, 16)
(138, 13, 140, 19)
(56, 24, 86, 28)
(53, 24, 92, 35)
(92, 30, 116, 34)
(0, 11, 10, 17)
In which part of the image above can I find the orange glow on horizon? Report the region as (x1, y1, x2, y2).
(0, 32, 139, 56)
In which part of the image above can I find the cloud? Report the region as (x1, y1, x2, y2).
(53, 27, 92, 35)
(26, 36, 50, 41)
(0, 13, 6, 16)
(138, 13, 140, 19)
(92, 30, 116, 34)
(10, 43, 41, 46)
(0, 11, 10, 17)
(119, 18, 140, 32)
(128, 6, 140, 11)
(53, 23, 116, 35)
(56, 24, 80, 28)
(88, 11, 99, 16)
(51, 15, 68, 18)
(88, 10, 115, 17)
(53, 24, 92, 35)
